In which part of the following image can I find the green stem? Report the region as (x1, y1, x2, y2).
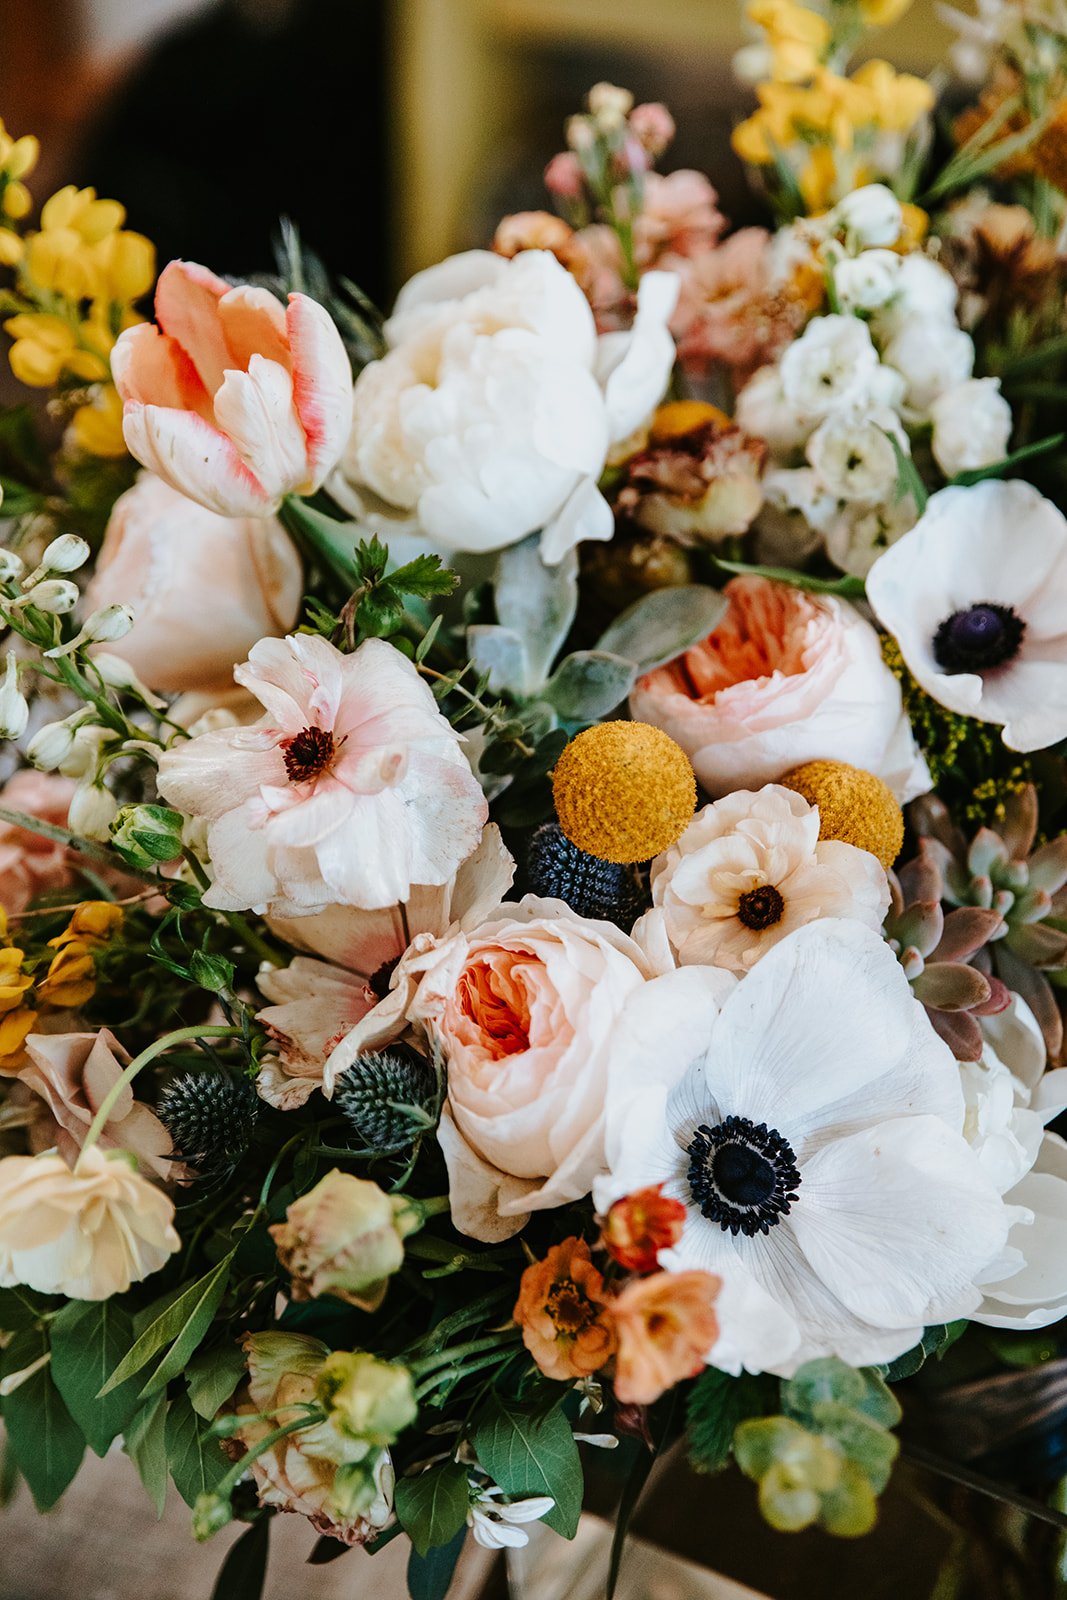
(81, 1025, 241, 1154)
(208, 1409, 327, 1508)
(409, 1332, 517, 1379)
(0, 806, 159, 886)
(415, 1346, 519, 1401)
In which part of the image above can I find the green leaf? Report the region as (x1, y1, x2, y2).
(543, 650, 637, 721)
(186, 1341, 248, 1421)
(100, 1251, 235, 1397)
(165, 1393, 228, 1508)
(395, 1461, 470, 1557)
(0, 1286, 51, 1332)
(806, 1400, 899, 1493)
(885, 431, 927, 514)
(686, 1368, 776, 1474)
(406, 1525, 467, 1600)
(471, 1395, 582, 1539)
(124, 1392, 169, 1516)
(948, 432, 1066, 487)
(2, 1327, 85, 1510)
(51, 1300, 143, 1457)
(711, 557, 866, 599)
(878, 1322, 966, 1382)
(209, 1517, 271, 1600)
(415, 612, 443, 664)
(388, 550, 457, 601)
(783, 1359, 900, 1431)
(595, 585, 729, 673)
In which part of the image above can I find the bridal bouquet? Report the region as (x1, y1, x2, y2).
(0, 0, 1065, 1594)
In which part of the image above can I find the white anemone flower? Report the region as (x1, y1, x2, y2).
(595, 919, 1017, 1377)
(866, 479, 1067, 753)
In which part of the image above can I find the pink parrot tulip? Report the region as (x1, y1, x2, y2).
(111, 259, 353, 516)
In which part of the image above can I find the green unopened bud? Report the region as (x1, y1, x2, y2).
(110, 802, 184, 869)
(269, 1170, 422, 1312)
(315, 1351, 417, 1448)
(191, 1491, 233, 1541)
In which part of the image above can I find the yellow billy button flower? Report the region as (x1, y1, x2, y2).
(315, 1351, 417, 1449)
(780, 760, 904, 871)
(552, 721, 696, 864)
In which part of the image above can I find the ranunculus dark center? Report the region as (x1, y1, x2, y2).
(687, 1115, 801, 1237)
(737, 884, 785, 930)
(932, 603, 1025, 674)
(281, 725, 335, 784)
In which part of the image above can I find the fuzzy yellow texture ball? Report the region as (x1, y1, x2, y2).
(781, 760, 903, 870)
(552, 722, 696, 865)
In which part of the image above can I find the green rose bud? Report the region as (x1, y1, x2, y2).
(110, 802, 184, 870)
(191, 1491, 234, 1542)
(315, 1350, 417, 1448)
(269, 1170, 422, 1311)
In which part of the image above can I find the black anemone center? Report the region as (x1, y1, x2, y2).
(686, 1115, 801, 1237)
(281, 725, 336, 784)
(737, 884, 785, 931)
(932, 603, 1025, 674)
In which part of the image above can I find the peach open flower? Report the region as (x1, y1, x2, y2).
(514, 1236, 616, 1381)
(157, 633, 488, 914)
(85, 473, 303, 695)
(630, 575, 928, 802)
(111, 259, 353, 516)
(0, 770, 78, 913)
(612, 1270, 720, 1405)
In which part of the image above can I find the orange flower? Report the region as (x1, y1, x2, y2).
(514, 1237, 616, 1381)
(612, 1270, 720, 1406)
(602, 1184, 686, 1273)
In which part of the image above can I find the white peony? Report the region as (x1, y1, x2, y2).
(805, 405, 907, 505)
(595, 920, 1016, 1377)
(867, 479, 1067, 752)
(882, 316, 975, 417)
(341, 249, 678, 562)
(929, 376, 1012, 478)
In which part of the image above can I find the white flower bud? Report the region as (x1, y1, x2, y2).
(58, 723, 111, 780)
(92, 652, 167, 710)
(27, 718, 77, 771)
(588, 82, 633, 126)
(44, 604, 136, 660)
(0, 653, 29, 741)
(832, 185, 903, 249)
(832, 249, 900, 312)
(39, 534, 90, 574)
(0, 549, 25, 582)
(18, 579, 79, 614)
(68, 781, 118, 840)
(185, 707, 241, 738)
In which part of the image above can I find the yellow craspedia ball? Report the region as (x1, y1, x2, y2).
(780, 760, 904, 871)
(552, 721, 696, 865)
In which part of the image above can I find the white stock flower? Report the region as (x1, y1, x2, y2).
(343, 250, 678, 562)
(734, 366, 814, 459)
(779, 315, 884, 419)
(805, 406, 906, 505)
(830, 185, 904, 248)
(929, 377, 1012, 478)
(824, 495, 917, 579)
(873, 252, 959, 338)
(644, 785, 888, 975)
(882, 317, 975, 417)
(595, 920, 1016, 1377)
(832, 249, 901, 312)
(866, 480, 1067, 752)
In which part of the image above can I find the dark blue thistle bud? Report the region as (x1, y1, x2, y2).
(526, 822, 649, 930)
(157, 1072, 259, 1175)
(333, 1044, 437, 1152)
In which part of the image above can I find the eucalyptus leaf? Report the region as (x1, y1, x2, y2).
(2, 1327, 85, 1510)
(466, 624, 530, 696)
(395, 1461, 470, 1557)
(472, 1395, 582, 1539)
(51, 1299, 143, 1456)
(493, 534, 578, 688)
(165, 1393, 228, 1508)
(543, 651, 637, 721)
(595, 584, 729, 673)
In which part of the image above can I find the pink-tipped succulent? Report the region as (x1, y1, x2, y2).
(884, 839, 1008, 1061)
(911, 786, 1067, 1060)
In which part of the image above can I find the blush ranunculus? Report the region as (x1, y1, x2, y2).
(325, 899, 735, 1242)
(84, 473, 303, 695)
(111, 259, 353, 516)
(629, 575, 929, 802)
(0, 770, 78, 912)
(156, 633, 488, 914)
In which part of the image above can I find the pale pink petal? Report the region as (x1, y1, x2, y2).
(111, 323, 214, 421)
(213, 356, 310, 501)
(157, 728, 283, 821)
(122, 403, 275, 517)
(218, 285, 291, 371)
(154, 259, 232, 396)
(286, 292, 354, 488)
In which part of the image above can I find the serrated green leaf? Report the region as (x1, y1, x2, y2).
(165, 1393, 228, 1508)
(186, 1341, 248, 1421)
(124, 1392, 169, 1516)
(543, 650, 637, 721)
(407, 1525, 467, 1600)
(395, 1461, 470, 1557)
(100, 1252, 235, 1397)
(209, 1516, 271, 1600)
(388, 550, 457, 601)
(595, 584, 729, 674)
(686, 1368, 776, 1474)
(51, 1299, 143, 1456)
(471, 1395, 581, 1539)
(2, 1327, 85, 1509)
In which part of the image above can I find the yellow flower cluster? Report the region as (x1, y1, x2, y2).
(0, 901, 124, 1070)
(733, 2, 933, 210)
(0, 120, 156, 458)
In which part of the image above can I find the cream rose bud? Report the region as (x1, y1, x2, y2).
(831, 184, 903, 247)
(316, 1350, 418, 1448)
(882, 317, 975, 417)
(84, 473, 302, 696)
(269, 1171, 421, 1311)
(0, 1146, 179, 1300)
(929, 377, 1012, 478)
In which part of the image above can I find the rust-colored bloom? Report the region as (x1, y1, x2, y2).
(514, 1237, 616, 1381)
(602, 1184, 686, 1273)
(612, 1270, 720, 1406)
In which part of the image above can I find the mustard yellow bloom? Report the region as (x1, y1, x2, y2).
(0, 948, 34, 1014)
(36, 942, 97, 1009)
(71, 385, 127, 457)
(2, 181, 31, 221)
(850, 60, 934, 133)
(50, 901, 124, 950)
(0, 228, 22, 266)
(0, 1006, 36, 1070)
(859, 0, 915, 22)
(0, 125, 40, 182)
(40, 186, 124, 245)
(93, 230, 155, 304)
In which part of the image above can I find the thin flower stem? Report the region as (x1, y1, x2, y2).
(81, 1024, 241, 1154)
(208, 1409, 328, 1508)
(409, 1332, 519, 1379)
(415, 1346, 520, 1401)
